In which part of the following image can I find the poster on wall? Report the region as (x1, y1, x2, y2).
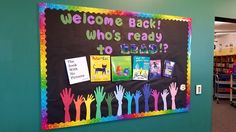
(214, 42, 236, 56)
(111, 56, 132, 82)
(90, 55, 111, 82)
(149, 60, 162, 79)
(39, 2, 191, 130)
(132, 56, 150, 80)
(65, 56, 90, 84)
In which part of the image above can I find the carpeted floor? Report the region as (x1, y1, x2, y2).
(212, 100, 236, 132)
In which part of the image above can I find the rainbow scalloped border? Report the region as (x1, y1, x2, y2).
(39, 2, 192, 130)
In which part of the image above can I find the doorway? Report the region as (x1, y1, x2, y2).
(213, 17, 236, 132)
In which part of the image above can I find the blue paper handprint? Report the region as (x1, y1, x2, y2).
(142, 84, 152, 112)
(124, 91, 134, 114)
(134, 90, 142, 113)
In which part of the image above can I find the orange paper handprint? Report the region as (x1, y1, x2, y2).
(73, 95, 84, 121)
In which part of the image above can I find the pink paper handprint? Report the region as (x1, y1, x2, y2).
(169, 82, 178, 110)
(151, 89, 160, 111)
(60, 88, 74, 122)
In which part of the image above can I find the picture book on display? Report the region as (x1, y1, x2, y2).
(65, 56, 90, 84)
(163, 60, 175, 78)
(90, 55, 111, 82)
(133, 56, 150, 80)
(111, 56, 132, 81)
(149, 60, 161, 79)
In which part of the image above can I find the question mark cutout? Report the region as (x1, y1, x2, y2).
(163, 43, 168, 53)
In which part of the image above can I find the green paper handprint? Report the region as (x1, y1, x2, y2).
(94, 86, 106, 119)
(105, 93, 114, 116)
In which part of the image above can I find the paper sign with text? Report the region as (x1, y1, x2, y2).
(65, 56, 90, 84)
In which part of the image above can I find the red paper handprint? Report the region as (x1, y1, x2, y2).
(60, 88, 74, 122)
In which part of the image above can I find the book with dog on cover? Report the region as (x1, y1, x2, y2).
(90, 55, 111, 82)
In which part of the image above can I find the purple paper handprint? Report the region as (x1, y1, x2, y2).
(161, 89, 169, 110)
(142, 84, 152, 112)
(114, 85, 125, 116)
(134, 90, 142, 113)
(151, 89, 160, 111)
(124, 91, 134, 114)
(169, 82, 178, 110)
(60, 88, 74, 122)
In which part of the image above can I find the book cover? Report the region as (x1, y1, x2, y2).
(149, 60, 161, 79)
(163, 60, 175, 78)
(65, 56, 90, 84)
(133, 56, 150, 80)
(111, 56, 132, 81)
(90, 55, 111, 82)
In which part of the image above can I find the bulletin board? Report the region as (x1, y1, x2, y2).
(39, 2, 191, 130)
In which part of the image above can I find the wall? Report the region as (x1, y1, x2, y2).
(1, 0, 231, 131)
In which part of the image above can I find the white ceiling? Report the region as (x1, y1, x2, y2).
(215, 21, 236, 36)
